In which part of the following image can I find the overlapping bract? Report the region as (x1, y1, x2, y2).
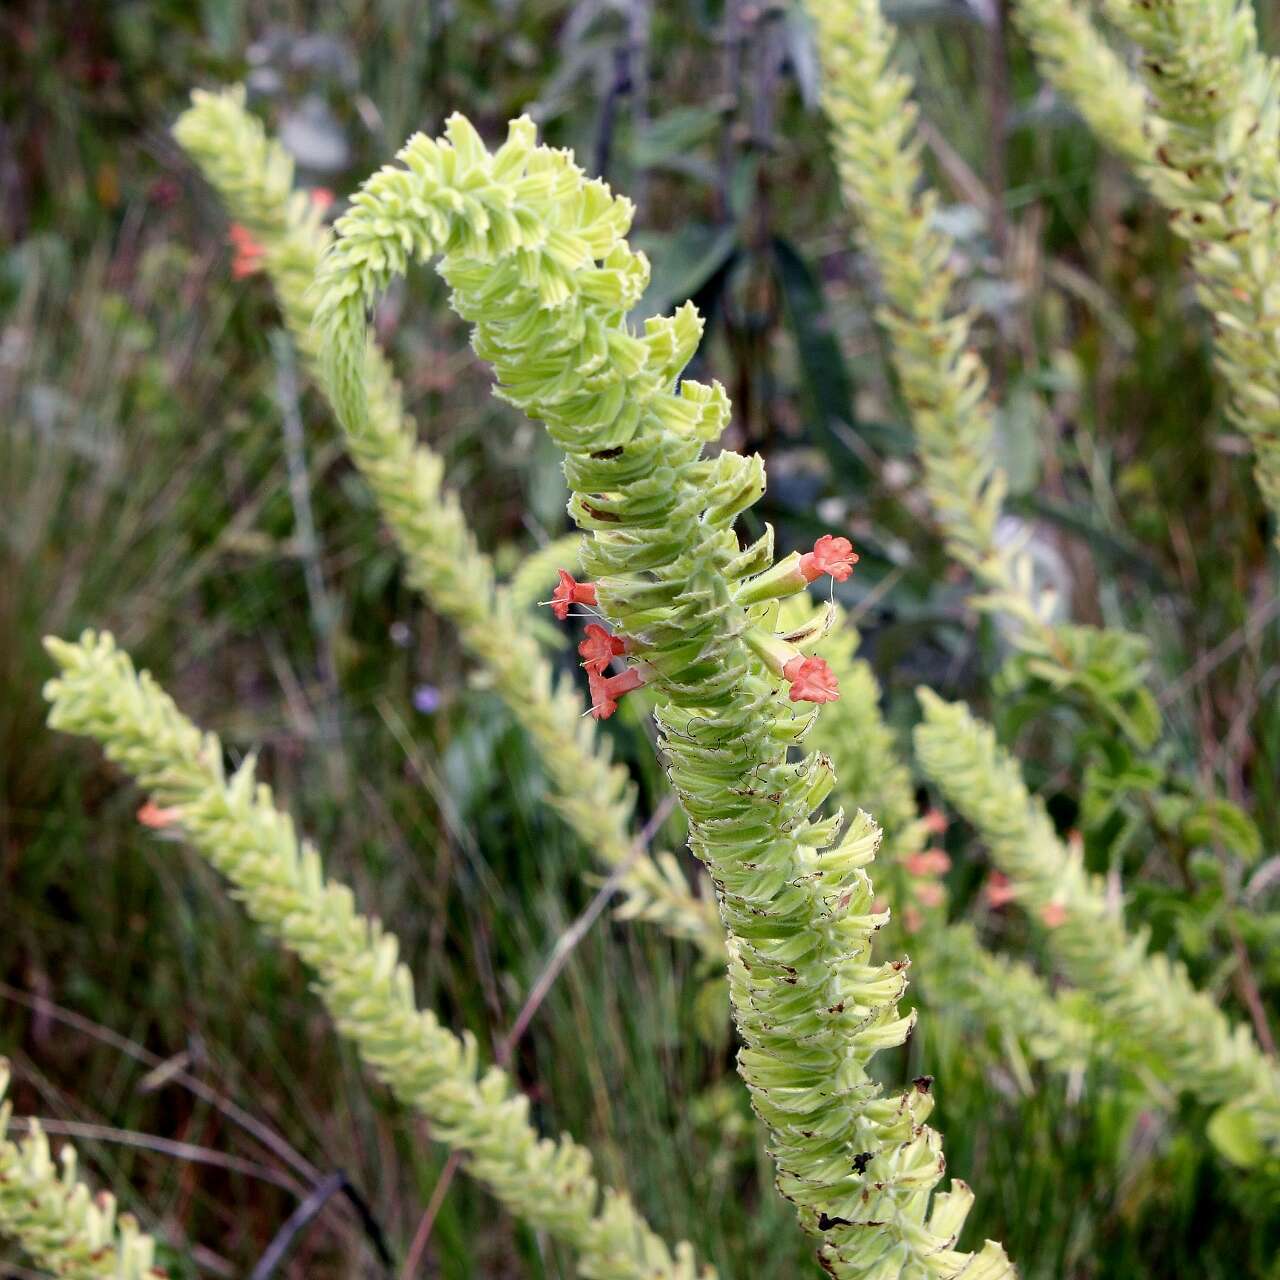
(1099, 0, 1280, 540)
(43, 631, 712, 1280)
(1010, 0, 1156, 168)
(808, 608, 1111, 1078)
(914, 692, 1280, 1161)
(1010, 0, 1280, 538)
(0, 1061, 163, 1279)
(173, 88, 720, 956)
(804, 0, 1160, 747)
(308, 105, 1011, 1277)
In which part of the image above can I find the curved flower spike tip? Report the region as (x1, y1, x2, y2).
(578, 623, 626, 674)
(782, 655, 840, 703)
(587, 665, 645, 720)
(228, 222, 265, 278)
(799, 534, 859, 583)
(547, 569, 598, 621)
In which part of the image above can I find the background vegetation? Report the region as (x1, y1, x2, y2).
(3, 0, 1279, 1275)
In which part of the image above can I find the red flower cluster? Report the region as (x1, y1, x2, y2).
(229, 223, 265, 279)
(542, 571, 640, 719)
(586, 666, 644, 720)
(984, 871, 1016, 909)
(904, 849, 951, 878)
(137, 800, 180, 829)
(578, 623, 625, 672)
(544, 533, 858, 718)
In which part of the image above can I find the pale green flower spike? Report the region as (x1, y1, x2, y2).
(311, 105, 1012, 1278)
(42, 630, 712, 1280)
(1008, 0, 1280, 537)
(172, 88, 721, 959)
(1009, 0, 1157, 168)
(807, 608, 1111, 1080)
(803, 0, 1161, 748)
(0, 1059, 164, 1279)
(1048, 0, 1280, 543)
(914, 690, 1280, 1164)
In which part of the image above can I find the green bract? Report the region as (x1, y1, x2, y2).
(1009, 0, 1156, 168)
(808, 606, 1113, 1080)
(311, 109, 1011, 1277)
(1010, 0, 1280, 540)
(0, 1059, 163, 1279)
(1099, 0, 1280, 541)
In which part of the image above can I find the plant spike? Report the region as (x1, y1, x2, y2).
(1021, 0, 1280, 543)
(0, 1060, 166, 1279)
(43, 630, 712, 1280)
(1009, 0, 1157, 169)
(914, 691, 1280, 1164)
(172, 87, 721, 958)
(806, 606, 1115, 1081)
(804, 0, 1161, 748)
(312, 105, 1012, 1278)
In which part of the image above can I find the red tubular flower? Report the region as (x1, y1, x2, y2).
(983, 872, 1016, 909)
(578, 623, 626, 674)
(798, 534, 859, 583)
(587, 665, 644, 720)
(228, 223, 265, 279)
(137, 800, 180, 829)
(920, 808, 948, 836)
(904, 849, 951, 877)
(1039, 902, 1068, 929)
(548, 569, 598, 621)
(782, 655, 840, 703)
(310, 187, 335, 213)
(914, 881, 945, 909)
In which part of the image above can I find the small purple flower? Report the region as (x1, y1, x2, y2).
(412, 684, 442, 715)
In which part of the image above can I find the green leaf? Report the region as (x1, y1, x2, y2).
(633, 107, 721, 172)
(772, 235, 871, 487)
(1208, 1101, 1267, 1168)
(1181, 798, 1264, 865)
(633, 224, 739, 323)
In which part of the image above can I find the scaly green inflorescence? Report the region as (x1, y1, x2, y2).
(173, 88, 720, 957)
(805, 0, 1161, 748)
(1101, 0, 1280, 539)
(0, 1060, 165, 1279)
(914, 691, 1280, 1162)
(1009, 0, 1157, 168)
(808, 606, 1112, 1080)
(1010, 0, 1280, 539)
(43, 630, 712, 1280)
(310, 104, 1011, 1277)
